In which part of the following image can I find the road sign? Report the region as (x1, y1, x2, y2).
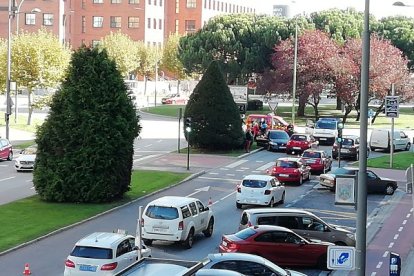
(327, 245, 356, 270)
(385, 96, 399, 118)
(236, 102, 246, 114)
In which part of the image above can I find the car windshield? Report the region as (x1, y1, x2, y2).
(315, 120, 337, 130)
(342, 138, 354, 146)
(70, 246, 113, 259)
(21, 147, 37, 155)
(302, 151, 321, 158)
(291, 135, 306, 141)
(276, 160, 298, 168)
(242, 179, 267, 188)
(269, 131, 288, 139)
(234, 228, 257, 240)
(332, 168, 356, 176)
(145, 206, 179, 220)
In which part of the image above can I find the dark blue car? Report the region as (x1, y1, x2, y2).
(266, 130, 290, 152)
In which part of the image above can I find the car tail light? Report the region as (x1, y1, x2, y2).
(227, 242, 239, 251)
(294, 169, 299, 173)
(178, 221, 184, 230)
(264, 190, 271, 195)
(236, 185, 241, 193)
(101, 262, 118, 271)
(247, 221, 252, 227)
(65, 259, 75, 268)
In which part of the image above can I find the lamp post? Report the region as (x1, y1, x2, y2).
(5, 0, 15, 140)
(292, 18, 298, 125)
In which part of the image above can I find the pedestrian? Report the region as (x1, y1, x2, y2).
(252, 121, 259, 139)
(245, 127, 253, 153)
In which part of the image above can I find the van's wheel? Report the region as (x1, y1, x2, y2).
(405, 143, 411, 151)
(236, 202, 242, 209)
(183, 228, 194, 249)
(142, 239, 153, 246)
(203, 218, 214, 237)
(317, 254, 328, 270)
(279, 192, 285, 204)
(385, 184, 395, 195)
(268, 198, 275, 207)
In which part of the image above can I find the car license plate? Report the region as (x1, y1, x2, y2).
(222, 241, 227, 247)
(279, 174, 289, 177)
(153, 227, 167, 233)
(319, 138, 327, 140)
(341, 149, 349, 153)
(293, 147, 301, 150)
(279, 146, 286, 149)
(79, 265, 97, 272)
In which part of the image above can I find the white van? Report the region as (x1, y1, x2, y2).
(142, 196, 214, 249)
(369, 129, 411, 152)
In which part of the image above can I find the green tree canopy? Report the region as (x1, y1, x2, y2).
(161, 33, 186, 79)
(34, 47, 140, 203)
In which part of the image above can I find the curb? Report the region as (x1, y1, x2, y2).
(0, 170, 206, 257)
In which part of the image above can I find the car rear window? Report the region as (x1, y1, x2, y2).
(315, 121, 336, 129)
(332, 168, 356, 175)
(342, 138, 354, 146)
(242, 179, 267, 188)
(70, 246, 113, 259)
(302, 151, 321, 158)
(145, 206, 179, 220)
(276, 160, 298, 168)
(291, 135, 306, 141)
(234, 228, 257, 240)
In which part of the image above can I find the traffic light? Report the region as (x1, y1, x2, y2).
(337, 119, 344, 145)
(185, 117, 192, 133)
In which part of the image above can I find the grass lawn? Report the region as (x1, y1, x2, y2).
(3, 114, 44, 133)
(367, 151, 414, 170)
(0, 170, 190, 253)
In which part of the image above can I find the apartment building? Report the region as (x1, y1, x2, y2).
(0, 0, 256, 48)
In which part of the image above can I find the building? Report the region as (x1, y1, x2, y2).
(0, 0, 255, 49)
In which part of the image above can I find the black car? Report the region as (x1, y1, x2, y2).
(264, 130, 290, 151)
(332, 135, 370, 161)
(319, 167, 398, 195)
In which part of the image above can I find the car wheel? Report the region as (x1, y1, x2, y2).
(183, 228, 194, 249)
(317, 254, 328, 270)
(236, 202, 242, 209)
(355, 152, 359, 161)
(268, 198, 275, 207)
(298, 175, 303, 185)
(203, 218, 214, 237)
(385, 184, 395, 195)
(405, 143, 411, 151)
(142, 239, 153, 246)
(7, 151, 13, 161)
(279, 192, 285, 204)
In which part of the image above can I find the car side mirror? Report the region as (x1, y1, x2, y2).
(204, 206, 210, 211)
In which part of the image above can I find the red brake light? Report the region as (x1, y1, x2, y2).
(178, 221, 184, 230)
(264, 190, 271, 195)
(227, 242, 240, 250)
(65, 259, 75, 268)
(237, 185, 241, 193)
(101, 262, 118, 271)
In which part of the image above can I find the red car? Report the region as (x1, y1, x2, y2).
(286, 133, 318, 154)
(161, 94, 188, 105)
(301, 149, 332, 174)
(0, 138, 13, 161)
(219, 225, 332, 269)
(267, 157, 311, 185)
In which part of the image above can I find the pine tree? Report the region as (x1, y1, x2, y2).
(184, 61, 244, 150)
(33, 47, 140, 203)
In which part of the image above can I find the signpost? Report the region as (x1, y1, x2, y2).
(386, 85, 399, 168)
(327, 245, 356, 270)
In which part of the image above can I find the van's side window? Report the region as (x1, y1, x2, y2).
(302, 217, 325, 232)
(257, 216, 277, 225)
(181, 206, 192, 218)
(278, 216, 300, 229)
(196, 201, 205, 212)
(189, 202, 198, 215)
(240, 213, 248, 225)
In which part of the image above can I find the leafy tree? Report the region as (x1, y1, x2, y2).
(33, 46, 140, 203)
(184, 60, 244, 150)
(135, 42, 160, 95)
(11, 29, 71, 124)
(100, 31, 140, 78)
(161, 33, 186, 79)
(0, 38, 6, 92)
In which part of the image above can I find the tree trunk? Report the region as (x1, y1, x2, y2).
(336, 97, 341, 110)
(342, 106, 352, 124)
(297, 102, 305, 117)
(313, 104, 319, 121)
(143, 76, 147, 96)
(27, 89, 32, 125)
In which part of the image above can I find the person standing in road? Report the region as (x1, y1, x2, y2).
(245, 127, 253, 153)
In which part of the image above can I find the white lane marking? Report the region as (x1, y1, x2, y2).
(208, 172, 219, 175)
(221, 191, 236, 201)
(376, 262, 382, 269)
(240, 167, 249, 170)
(236, 169, 245, 172)
(407, 213, 411, 218)
(410, 208, 413, 212)
(0, 177, 15, 182)
(370, 272, 377, 276)
(226, 159, 248, 168)
(134, 150, 170, 154)
(394, 234, 399, 240)
(403, 220, 407, 225)
(398, 227, 403, 232)
(198, 176, 240, 182)
(251, 171, 260, 173)
(0, 165, 8, 167)
(256, 162, 274, 171)
(133, 154, 161, 163)
(388, 242, 394, 248)
(144, 144, 152, 148)
(226, 174, 235, 177)
(220, 168, 229, 171)
(255, 160, 264, 163)
(383, 251, 389, 258)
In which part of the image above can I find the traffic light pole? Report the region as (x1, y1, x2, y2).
(185, 117, 192, 171)
(187, 141, 190, 171)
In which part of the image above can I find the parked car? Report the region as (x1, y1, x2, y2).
(219, 226, 333, 269)
(332, 135, 370, 161)
(14, 144, 37, 172)
(64, 231, 151, 276)
(236, 175, 285, 209)
(301, 149, 332, 174)
(257, 129, 290, 152)
(0, 138, 13, 161)
(319, 167, 398, 195)
(161, 94, 188, 105)
(267, 157, 311, 185)
(238, 208, 355, 246)
(142, 196, 214, 248)
(201, 253, 306, 276)
(369, 129, 411, 152)
(286, 133, 318, 154)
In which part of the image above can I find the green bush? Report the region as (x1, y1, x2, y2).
(184, 61, 244, 150)
(33, 47, 141, 203)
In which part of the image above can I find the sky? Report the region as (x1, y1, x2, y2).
(254, 0, 414, 19)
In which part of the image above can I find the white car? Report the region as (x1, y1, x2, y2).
(15, 145, 37, 172)
(64, 232, 151, 275)
(236, 174, 285, 209)
(201, 253, 306, 276)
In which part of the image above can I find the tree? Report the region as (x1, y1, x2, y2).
(33, 46, 140, 203)
(161, 33, 186, 79)
(11, 29, 71, 124)
(0, 38, 6, 92)
(100, 31, 140, 78)
(135, 42, 160, 95)
(184, 60, 244, 150)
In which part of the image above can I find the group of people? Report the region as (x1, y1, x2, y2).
(243, 118, 268, 153)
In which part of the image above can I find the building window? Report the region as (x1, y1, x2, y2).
(129, 0, 139, 3)
(186, 0, 196, 8)
(111, 0, 122, 3)
(148, 0, 151, 4)
(92, 40, 101, 47)
(175, 0, 179, 13)
(153, 18, 156, 29)
(82, 16, 86, 33)
(93, 0, 103, 3)
(147, 17, 151, 28)
(159, 0, 162, 6)
(25, 13, 36, 25)
(93, 16, 104, 27)
(185, 20, 196, 33)
(158, 19, 162, 29)
(43, 13, 53, 26)
(110, 16, 121, 28)
(175, 19, 179, 33)
(128, 16, 139, 28)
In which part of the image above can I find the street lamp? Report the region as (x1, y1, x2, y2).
(292, 17, 298, 125)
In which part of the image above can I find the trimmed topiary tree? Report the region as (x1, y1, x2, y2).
(33, 46, 140, 203)
(184, 60, 244, 150)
